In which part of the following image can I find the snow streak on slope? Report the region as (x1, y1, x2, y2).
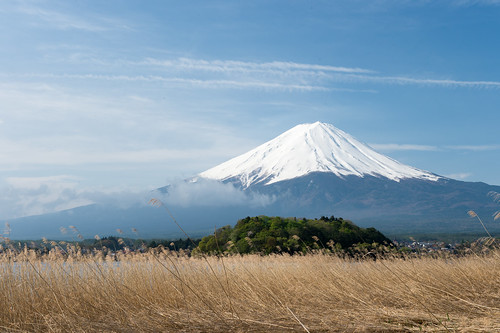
(200, 122, 440, 188)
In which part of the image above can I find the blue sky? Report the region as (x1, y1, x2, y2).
(1, 0, 500, 219)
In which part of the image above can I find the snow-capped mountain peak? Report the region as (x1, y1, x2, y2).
(199, 121, 440, 188)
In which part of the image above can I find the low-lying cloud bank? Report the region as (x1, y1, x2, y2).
(0, 176, 275, 221)
(0, 175, 150, 220)
(154, 178, 275, 208)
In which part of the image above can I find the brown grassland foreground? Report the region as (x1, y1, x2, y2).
(0, 245, 498, 332)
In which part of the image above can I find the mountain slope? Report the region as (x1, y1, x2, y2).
(200, 121, 439, 188)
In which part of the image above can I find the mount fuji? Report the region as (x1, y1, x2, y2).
(192, 121, 500, 234)
(7, 122, 500, 239)
(200, 122, 440, 187)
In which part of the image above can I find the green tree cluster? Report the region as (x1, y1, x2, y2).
(197, 215, 391, 255)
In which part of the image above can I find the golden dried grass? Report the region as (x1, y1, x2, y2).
(0, 246, 498, 332)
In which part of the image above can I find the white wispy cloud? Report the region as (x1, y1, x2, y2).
(447, 145, 500, 151)
(134, 57, 500, 90)
(143, 57, 374, 74)
(9, 1, 130, 32)
(342, 73, 500, 89)
(66, 74, 333, 92)
(9, 73, 375, 92)
(16, 6, 107, 32)
(10, 53, 500, 92)
(453, 0, 500, 7)
(444, 172, 472, 180)
(371, 143, 500, 152)
(369, 143, 439, 152)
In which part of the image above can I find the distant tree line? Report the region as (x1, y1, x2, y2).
(147, 238, 200, 251)
(89, 236, 200, 251)
(1, 237, 201, 253)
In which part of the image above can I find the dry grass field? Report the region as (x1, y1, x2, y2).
(0, 245, 498, 332)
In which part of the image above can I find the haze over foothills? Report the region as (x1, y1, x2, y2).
(1, 0, 500, 220)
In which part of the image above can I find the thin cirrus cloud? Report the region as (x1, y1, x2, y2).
(371, 143, 500, 152)
(142, 57, 374, 75)
(140, 57, 500, 90)
(453, 0, 500, 6)
(56, 74, 334, 92)
(16, 6, 106, 32)
(369, 143, 440, 152)
(11, 2, 130, 32)
(16, 54, 500, 91)
(343, 74, 500, 89)
(11, 73, 374, 93)
(447, 145, 500, 151)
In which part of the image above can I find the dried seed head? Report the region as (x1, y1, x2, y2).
(244, 237, 253, 246)
(148, 198, 163, 208)
(4, 223, 10, 235)
(467, 210, 477, 218)
(488, 191, 500, 203)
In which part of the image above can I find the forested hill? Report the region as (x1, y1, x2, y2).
(197, 215, 391, 254)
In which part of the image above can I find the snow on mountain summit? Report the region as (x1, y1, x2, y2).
(199, 121, 440, 188)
